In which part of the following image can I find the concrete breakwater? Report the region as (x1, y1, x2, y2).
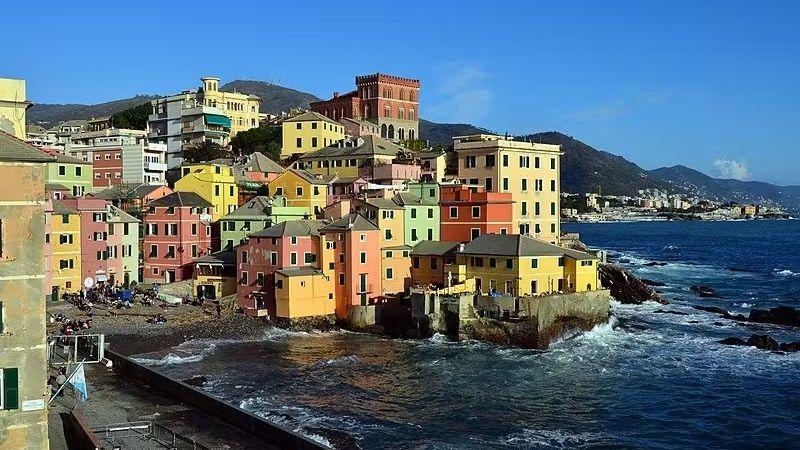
(105, 350, 329, 450)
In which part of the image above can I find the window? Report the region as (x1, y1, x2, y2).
(229, 186, 234, 197)
(535, 157, 540, 169)
(58, 165, 66, 176)
(450, 206, 458, 218)
(506, 259, 513, 269)
(430, 258, 438, 270)
(502, 154, 509, 167)
(386, 251, 393, 258)
(241, 271, 248, 285)
(339, 273, 345, 285)
(296, 186, 303, 196)
(558, 257, 564, 267)
(312, 137, 318, 147)
(290, 252, 297, 265)
(1, 368, 19, 410)
(502, 178, 509, 191)
(411, 209, 417, 219)
(191, 223, 197, 235)
(551, 202, 557, 215)
(427, 208, 434, 219)
(531, 280, 538, 294)
(522, 201, 528, 216)
(551, 223, 556, 234)
(551, 179, 556, 192)
(551, 158, 556, 169)
(311, 122, 318, 129)
(411, 229, 418, 241)
(489, 258, 496, 268)
(427, 228, 433, 240)
(581, 260, 593, 267)
(304, 253, 316, 264)
(485, 177, 493, 191)
(241, 250, 249, 264)
(386, 268, 393, 279)
(149, 244, 157, 257)
(485, 154, 496, 167)
(360, 233, 366, 242)
(360, 252, 366, 264)
(471, 228, 480, 240)
(296, 123, 302, 129)
(471, 206, 481, 218)
(519, 156, 530, 168)
(296, 137, 302, 148)
(166, 245, 175, 258)
(257, 272, 265, 287)
(290, 236, 297, 245)
(470, 257, 484, 267)
(465, 155, 477, 168)
(531, 258, 538, 269)
(521, 179, 528, 191)
(412, 257, 420, 268)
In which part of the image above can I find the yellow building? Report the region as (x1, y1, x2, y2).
(457, 234, 598, 296)
(281, 111, 345, 159)
(293, 135, 406, 179)
(199, 77, 261, 137)
(193, 250, 236, 300)
(454, 134, 562, 243)
(380, 245, 412, 295)
(410, 241, 461, 287)
(176, 162, 238, 221)
(352, 198, 405, 249)
(0, 78, 30, 139)
(0, 131, 54, 449)
(47, 200, 82, 294)
(267, 169, 329, 216)
(273, 267, 335, 318)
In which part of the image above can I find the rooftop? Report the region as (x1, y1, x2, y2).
(251, 219, 330, 238)
(148, 191, 211, 208)
(194, 250, 236, 266)
(298, 135, 409, 160)
(461, 234, 598, 259)
(0, 131, 56, 163)
(283, 111, 340, 127)
(411, 240, 462, 256)
(320, 213, 379, 232)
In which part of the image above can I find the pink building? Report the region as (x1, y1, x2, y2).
(236, 220, 329, 317)
(142, 192, 213, 283)
(61, 197, 113, 285)
(361, 163, 421, 184)
(319, 214, 381, 318)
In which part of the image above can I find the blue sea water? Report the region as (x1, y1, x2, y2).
(135, 220, 800, 449)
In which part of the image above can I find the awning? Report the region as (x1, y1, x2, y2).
(205, 114, 231, 128)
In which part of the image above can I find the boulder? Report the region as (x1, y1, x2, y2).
(599, 263, 667, 305)
(747, 306, 800, 328)
(644, 261, 667, 266)
(183, 375, 208, 387)
(693, 305, 728, 315)
(719, 337, 747, 346)
(778, 342, 800, 352)
(690, 285, 717, 298)
(641, 278, 667, 287)
(746, 334, 779, 351)
(654, 309, 688, 316)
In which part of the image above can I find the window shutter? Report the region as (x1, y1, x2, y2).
(3, 368, 19, 410)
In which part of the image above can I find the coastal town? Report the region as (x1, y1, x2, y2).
(0, 71, 795, 449)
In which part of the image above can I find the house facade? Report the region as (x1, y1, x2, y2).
(280, 111, 345, 159)
(439, 184, 515, 242)
(176, 162, 239, 222)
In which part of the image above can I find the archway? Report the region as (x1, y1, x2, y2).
(388, 124, 395, 139)
(381, 124, 387, 138)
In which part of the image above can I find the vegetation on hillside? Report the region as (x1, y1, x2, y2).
(230, 126, 282, 160)
(182, 141, 232, 163)
(110, 102, 151, 130)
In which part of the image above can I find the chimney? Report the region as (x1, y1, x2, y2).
(458, 243, 465, 253)
(333, 92, 340, 98)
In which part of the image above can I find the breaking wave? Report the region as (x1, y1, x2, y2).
(132, 344, 217, 366)
(773, 269, 799, 277)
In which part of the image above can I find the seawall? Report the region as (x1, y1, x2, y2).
(105, 350, 329, 450)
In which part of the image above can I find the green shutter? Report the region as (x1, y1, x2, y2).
(3, 368, 19, 410)
(0, 301, 4, 332)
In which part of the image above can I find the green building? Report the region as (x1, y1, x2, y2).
(45, 152, 93, 197)
(393, 182, 440, 247)
(220, 196, 312, 250)
(107, 205, 141, 286)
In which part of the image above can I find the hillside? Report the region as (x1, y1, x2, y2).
(220, 80, 321, 115)
(419, 119, 493, 146)
(649, 165, 800, 212)
(27, 95, 159, 126)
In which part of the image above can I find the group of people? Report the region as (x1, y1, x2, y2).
(53, 313, 93, 336)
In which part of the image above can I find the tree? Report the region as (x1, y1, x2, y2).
(182, 141, 232, 163)
(110, 102, 152, 130)
(230, 125, 282, 160)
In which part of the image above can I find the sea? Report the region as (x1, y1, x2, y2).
(133, 220, 800, 449)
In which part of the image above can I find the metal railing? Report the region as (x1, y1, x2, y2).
(93, 420, 211, 450)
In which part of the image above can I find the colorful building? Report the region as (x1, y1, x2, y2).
(0, 78, 30, 139)
(439, 184, 515, 242)
(410, 241, 461, 288)
(310, 73, 420, 143)
(266, 169, 329, 217)
(280, 111, 345, 159)
(393, 182, 440, 247)
(274, 267, 335, 319)
(194, 250, 237, 300)
(318, 214, 381, 318)
(419, 148, 447, 182)
(44, 151, 93, 197)
(380, 245, 411, 295)
(66, 128, 168, 188)
(176, 162, 238, 221)
(60, 196, 114, 285)
(220, 196, 312, 251)
(456, 234, 599, 296)
(142, 192, 213, 283)
(45, 199, 82, 297)
(293, 135, 409, 179)
(106, 206, 140, 286)
(236, 220, 329, 317)
(454, 134, 562, 242)
(149, 77, 260, 167)
(93, 183, 173, 218)
(0, 131, 53, 449)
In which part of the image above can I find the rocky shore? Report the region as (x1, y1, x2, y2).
(599, 263, 668, 304)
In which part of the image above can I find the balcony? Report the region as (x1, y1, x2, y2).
(144, 161, 168, 172)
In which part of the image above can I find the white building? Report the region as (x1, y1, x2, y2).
(66, 128, 167, 186)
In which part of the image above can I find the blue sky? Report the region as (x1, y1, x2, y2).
(4, 1, 799, 184)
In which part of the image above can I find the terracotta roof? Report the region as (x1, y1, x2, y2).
(0, 131, 56, 163)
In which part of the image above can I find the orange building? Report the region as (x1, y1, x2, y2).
(439, 185, 515, 242)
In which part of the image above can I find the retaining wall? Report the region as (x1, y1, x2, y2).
(105, 350, 328, 450)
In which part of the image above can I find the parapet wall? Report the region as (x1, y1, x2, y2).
(105, 350, 327, 450)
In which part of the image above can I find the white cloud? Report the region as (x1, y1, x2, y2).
(425, 62, 491, 123)
(714, 158, 750, 180)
